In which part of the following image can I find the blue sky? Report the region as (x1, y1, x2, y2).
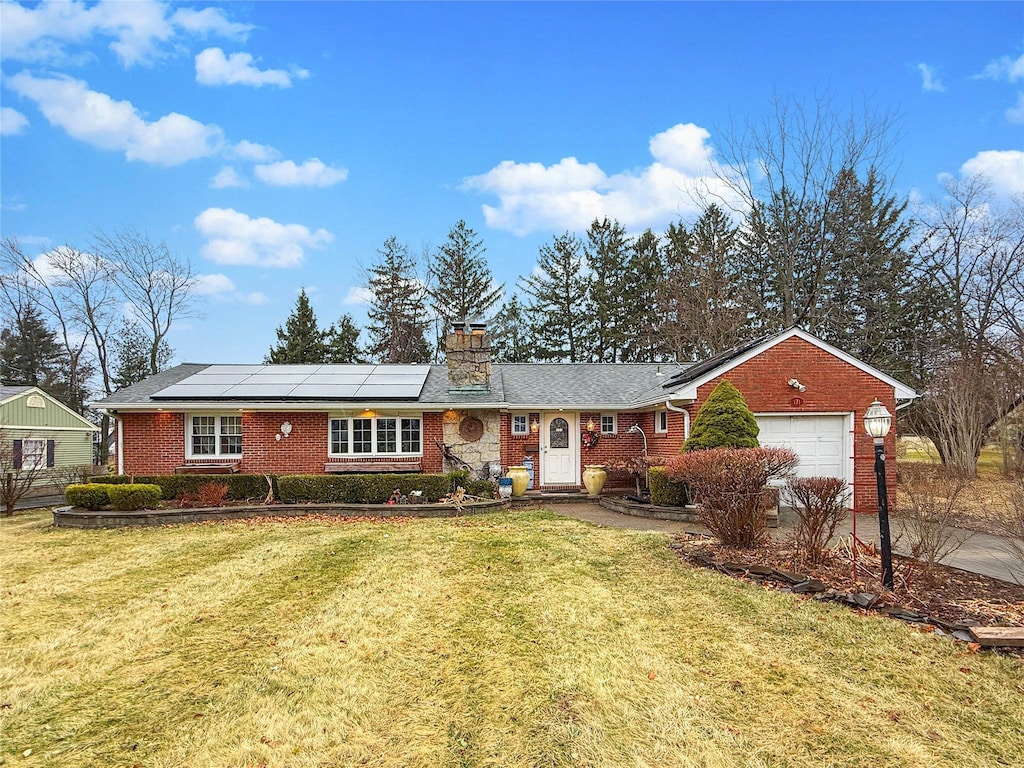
(2, 1, 1022, 366)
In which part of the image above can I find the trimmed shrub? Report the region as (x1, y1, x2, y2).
(90, 474, 274, 502)
(106, 483, 162, 511)
(664, 447, 798, 547)
(66, 483, 110, 510)
(277, 473, 454, 504)
(465, 478, 497, 499)
(684, 380, 759, 452)
(787, 476, 849, 563)
(648, 467, 690, 507)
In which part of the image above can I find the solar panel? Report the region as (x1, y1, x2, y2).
(152, 364, 429, 400)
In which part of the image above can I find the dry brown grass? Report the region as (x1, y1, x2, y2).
(2, 509, 1023, 767)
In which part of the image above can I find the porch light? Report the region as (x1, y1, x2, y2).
(863, 398, 894, 590)
(530, 420, 539, 433)
(586, 418, 595, 432)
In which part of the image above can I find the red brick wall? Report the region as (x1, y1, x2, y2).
(679, 336, 898, 513)
(120, 410, 446, 476)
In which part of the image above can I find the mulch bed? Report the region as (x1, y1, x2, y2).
(671, 534, 1024, 656)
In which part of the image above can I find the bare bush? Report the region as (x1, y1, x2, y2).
(178, 483, 230, 509)
(895, 463, 972, 577)
(664, 447, 799, 547)
(787, 477, 850, 564)
(993, 480, 1024, 585)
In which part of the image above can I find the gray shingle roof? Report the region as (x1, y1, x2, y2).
(0, 385, 32, 401)
(92, 361, 692, 410)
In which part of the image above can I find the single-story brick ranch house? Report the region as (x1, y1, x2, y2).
(93, 325, 917, 512)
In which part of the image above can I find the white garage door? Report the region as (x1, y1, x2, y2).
(755, 414, 850, 482)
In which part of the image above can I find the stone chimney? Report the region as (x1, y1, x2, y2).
(446, 321, 491, 393)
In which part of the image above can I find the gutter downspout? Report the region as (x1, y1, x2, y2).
(116, 414, 124, 476)
(665, 400, 691, 441)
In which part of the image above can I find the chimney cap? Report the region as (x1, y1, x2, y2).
(452, 320, 488, 334)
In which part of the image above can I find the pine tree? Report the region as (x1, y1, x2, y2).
(490, 294, 533, 362)
(265, 289, 326, 364)
(585, 218, 632, 362)
(621, 228, 664, 362)
(428, 221, 503, 355)
(324, 314, 364, 363)
(111, 320, 172, 390)
(0, 304, 65, 388)
(520, 232, 591, 362)
(684, 380, 760, 451)
(366, 237, 432, 363)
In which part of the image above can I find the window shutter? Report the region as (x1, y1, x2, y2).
(46, 439, 55, 468)
(12, 440, 22, 470)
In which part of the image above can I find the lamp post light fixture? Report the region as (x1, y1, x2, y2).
(864, 398, 894, 590)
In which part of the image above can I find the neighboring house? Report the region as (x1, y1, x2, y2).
(93, 325, 917, 512)
(1, 385, 99, 477)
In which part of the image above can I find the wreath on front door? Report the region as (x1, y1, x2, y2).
(581, 427, 600, 450)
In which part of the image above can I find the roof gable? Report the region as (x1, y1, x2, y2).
(662, 328, 918, 401)
(0, 386, 99, 431)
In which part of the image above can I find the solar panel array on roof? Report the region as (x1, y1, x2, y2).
(151, 364, 429, 400)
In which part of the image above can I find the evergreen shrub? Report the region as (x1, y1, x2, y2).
(65, 484, 110, 510)
(276, 473, 454, 504)
(90, 474, 274, 501)
(106, 484, 162, 511)
(684, 380, 759, 452)
(648, 467, 690, 507)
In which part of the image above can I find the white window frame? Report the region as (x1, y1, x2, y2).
(511, 414, 528, 435)
(655, 409, 668, 434)
(600, 413, 617, 434)
(22, 438, 46, 471)
(328, 413, 423, 457)
(186, 414, 243, 459)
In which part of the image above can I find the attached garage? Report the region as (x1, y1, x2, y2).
(755, 414, 852, 483)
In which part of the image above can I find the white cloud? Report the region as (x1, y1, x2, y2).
(210, 166, 248, 189)
(6, 72, 223, 165)
(254, 158, 348, 188)
(917, 63, 945, 93)
(239, 291, 269, 305)
(1006, 92, 1024, 125)
(194, 207, 334, 268)
(195, 47, 308, 88)
(463, 123, 741, 235)
(343, 286, 373, 305)
(960, 150, 1024, 198)
(0, 0, 252, 68)
(227, 139, 280, 162)
(0, 106, 29, 135)
(978, 52, 1024, 82)
(194, 273, 236, 295)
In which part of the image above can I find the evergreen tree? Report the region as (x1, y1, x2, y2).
(111, 319, 172, 390)
(265, 289, 326, 364)
(490, 294, 533, 362)
(324, 314, 364, 363)
(585, 217, 632, 362)
(428, 221, 503, 356)
(520, 232, 591, 362)
(366, 237, 432, 363)
(621, 228, 664, 362)
(0, 304, 65, 388)
(658, 205, 749, 361)
(684, 380, 760, 451)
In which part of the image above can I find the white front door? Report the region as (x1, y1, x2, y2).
(542, 413, 578, 485)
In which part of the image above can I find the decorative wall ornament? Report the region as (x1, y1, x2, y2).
(459, 416, 484, 442)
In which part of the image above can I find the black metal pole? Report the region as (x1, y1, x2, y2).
(873, 439, 894, 589)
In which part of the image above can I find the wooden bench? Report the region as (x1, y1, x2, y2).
(324, 461, 422, 474)
(174, 463, 241, 474)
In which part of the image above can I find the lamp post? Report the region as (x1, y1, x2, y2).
(864, 399, 894, 590)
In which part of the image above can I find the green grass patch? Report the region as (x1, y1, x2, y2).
(2, 509, 1022, 767)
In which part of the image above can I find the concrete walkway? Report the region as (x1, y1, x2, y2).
(547, 501, 1024, 586)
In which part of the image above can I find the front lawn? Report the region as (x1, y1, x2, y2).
(2, 510, 1022, 767)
